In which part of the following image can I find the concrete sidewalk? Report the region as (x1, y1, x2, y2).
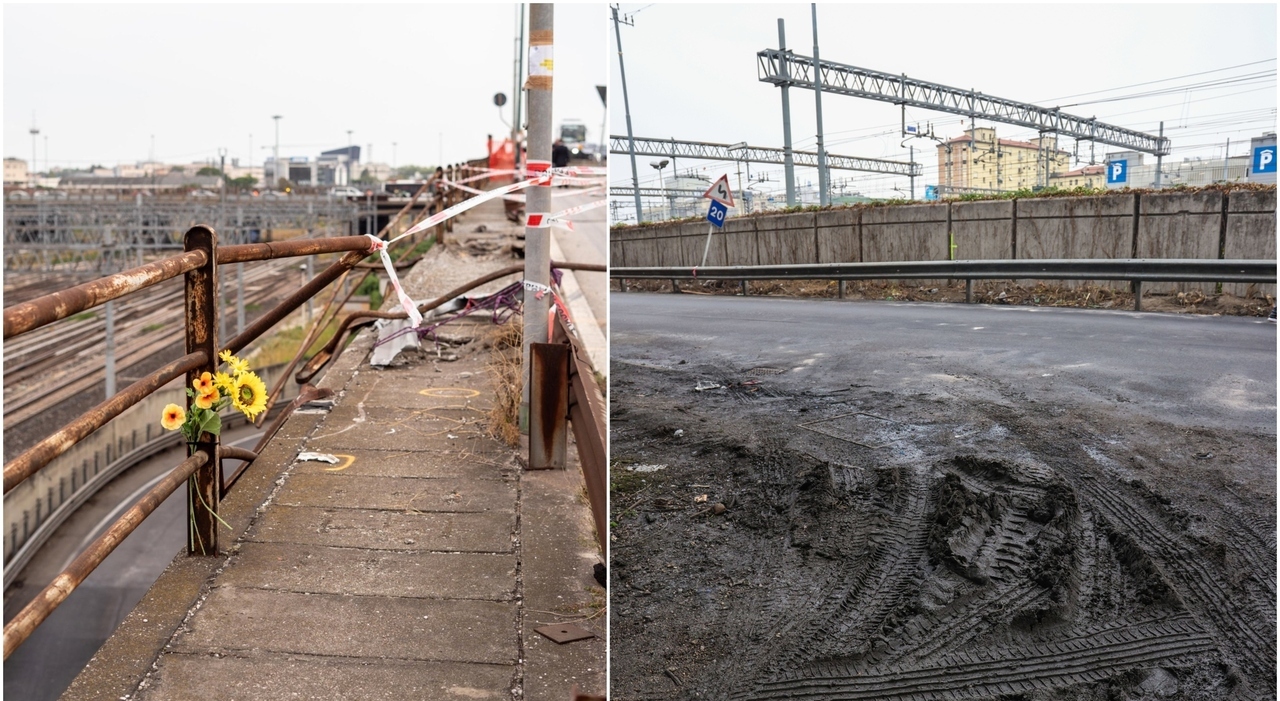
(62, 201, 605, 701)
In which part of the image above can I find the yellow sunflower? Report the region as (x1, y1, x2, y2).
(161, 404, 186, 431)
(220, 349, 250, 375)
(194, 387, 219, 410)
(193, 371, 215, 393)
(213, 371, 235, 393)
(232, 371, 268, 420)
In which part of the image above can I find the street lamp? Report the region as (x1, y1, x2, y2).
(650, 159, 670, 220)
(272, 115, 282, 190)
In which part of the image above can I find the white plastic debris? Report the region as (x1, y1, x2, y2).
(296, 452, 340, 464)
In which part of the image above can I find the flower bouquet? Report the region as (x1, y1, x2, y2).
(161, 349, 268, 443)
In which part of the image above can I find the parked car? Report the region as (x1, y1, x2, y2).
(189, 189, 218, 198)
(329, 186, 363, 198)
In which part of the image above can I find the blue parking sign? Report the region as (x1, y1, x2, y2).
(1106, 159, 1128, 184)
(1254, 145, 1276, 174)
(706, 198, 728, 228)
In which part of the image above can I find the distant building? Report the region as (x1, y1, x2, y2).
(1049, 164, 1106, 190)
(4, 158, 28, 185)
(938, 128, 1070, 192)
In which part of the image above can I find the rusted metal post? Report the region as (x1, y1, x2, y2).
(184, 225, 220, 555)
(529, 342, 569, 469)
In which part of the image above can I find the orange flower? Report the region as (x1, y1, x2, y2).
(194, 387, 219, 410)
(161, 404, 186, 431)
(193, 372, 215, 393)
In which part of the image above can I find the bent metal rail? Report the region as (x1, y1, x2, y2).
(611, 259, 1278, 311)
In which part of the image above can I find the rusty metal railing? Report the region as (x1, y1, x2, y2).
(1, 227, 380, 657)
(1, 159, 527, 659)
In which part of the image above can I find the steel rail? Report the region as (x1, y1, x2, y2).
(3, 449, 209, 659)
(611, 259, 1277, 283)
(3, 250, 207, 339)
(221, 247, 375, 357)
(3, 351, 208, 495)
(216, 236, 375, 264)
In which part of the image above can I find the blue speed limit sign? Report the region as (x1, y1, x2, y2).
(706, 198, 728, 228)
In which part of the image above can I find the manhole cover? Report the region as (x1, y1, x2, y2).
(746, 367, 785, 376)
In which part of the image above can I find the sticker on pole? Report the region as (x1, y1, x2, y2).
(702, 174, 735, 207)
(706, 198, 728, 228)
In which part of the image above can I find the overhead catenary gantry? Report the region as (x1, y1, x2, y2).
(609, 135, 921, 176)
(756, 49, 1172, 156)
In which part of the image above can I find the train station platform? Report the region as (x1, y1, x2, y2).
(58, 200, 606, 701)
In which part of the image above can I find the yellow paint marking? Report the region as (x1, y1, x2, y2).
(323, 454, 357, 472)
(421, 387, 481, 399)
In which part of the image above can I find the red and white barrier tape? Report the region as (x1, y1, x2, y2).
(393, 174, 549, 243)
(366, 235, 424, 327)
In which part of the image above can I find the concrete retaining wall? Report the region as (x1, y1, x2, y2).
(613, 189, 1276, 298)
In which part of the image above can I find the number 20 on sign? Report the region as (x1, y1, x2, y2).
(706, 198, 728, 228)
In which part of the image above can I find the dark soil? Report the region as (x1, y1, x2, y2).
(614, 277, 1276, 319)
(609, 353, 1275, 700)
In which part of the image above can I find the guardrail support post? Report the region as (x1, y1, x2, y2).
(184, 225, 220, 556)
(965, 279, 974, 303)
(837, 280, 845, 299)
(529, 343, 569, 469)
(741, 280, 748, 296)
(1133, 280, 1143, 312)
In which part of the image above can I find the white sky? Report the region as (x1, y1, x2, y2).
(4, 3, 608, 172)
(609, 3, 1277, 207)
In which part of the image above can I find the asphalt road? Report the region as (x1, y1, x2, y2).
(4, 428, 261, 701)
(612, 293, 1276, 433)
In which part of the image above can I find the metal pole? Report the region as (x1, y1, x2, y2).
(778, 19, 797, 207)
(909, 145, 915, 200)
(272, 115, 281, 189)
(1222, 137, 1230, 183)
(811, 4, 829, 207)
(612, 5, 644, 223)
(1154, 122, 1164, 189)
(104, 301, 116, 400)
(521, 3, 554, 433)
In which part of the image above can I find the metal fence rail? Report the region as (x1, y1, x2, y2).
(613, 258, 1277, 311)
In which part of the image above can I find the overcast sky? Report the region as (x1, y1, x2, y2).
(609, 3, 1276, 208)
(4, 3, 607, 171)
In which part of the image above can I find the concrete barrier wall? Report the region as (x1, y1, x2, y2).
(1224, 189, 1277, 297)
(1017, 195, 1134, 289)
(861, 203, 949, 285)
(816, 209, 859, 263)
(1138, 191, 1223, 293)
(613, 189, 1274, 298)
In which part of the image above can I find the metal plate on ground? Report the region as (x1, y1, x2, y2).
(746, 367, 785, 376)
(534, 623, 596, 644)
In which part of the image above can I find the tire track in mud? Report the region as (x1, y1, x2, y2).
(1073, 475, 1275, 688)
(876, 581, 1046, 667)
(737, 470, 933, 697)
(745, 615, 1216, 701)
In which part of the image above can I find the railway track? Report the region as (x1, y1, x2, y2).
(3, 256, 317, 429)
